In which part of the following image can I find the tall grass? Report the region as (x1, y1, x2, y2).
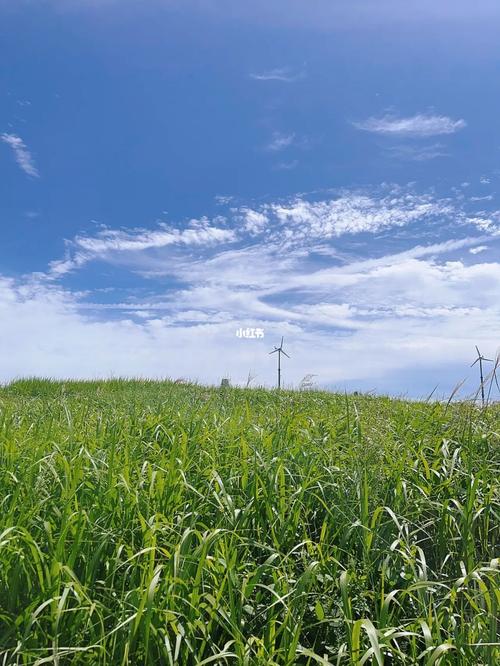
(0, 379, 498, 664)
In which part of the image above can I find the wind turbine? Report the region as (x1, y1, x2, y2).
(269, 337, 290, 389)
(471, 345, 493, 407)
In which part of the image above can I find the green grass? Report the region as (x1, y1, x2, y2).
(0, 378, 498, 665)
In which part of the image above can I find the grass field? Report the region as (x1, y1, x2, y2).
(0, 379, 498, 665)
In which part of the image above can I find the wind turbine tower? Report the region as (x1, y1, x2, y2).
(471, 345, 493, 407)
(269, 337, 290, 389)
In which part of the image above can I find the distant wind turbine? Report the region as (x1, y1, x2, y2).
(269, 337, 290, 389)
(471, 345, 493, 407)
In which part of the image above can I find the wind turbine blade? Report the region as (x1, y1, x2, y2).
(475, 345, 481, 356)
(484, 357, 494, 362)
(485, 360, 499, 406)
(282, 350, 290, 359)
(269, 349, 278, 355)
(280, 336, 284, 348)
(471, 359, 479, 367)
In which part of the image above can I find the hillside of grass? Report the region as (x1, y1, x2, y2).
(0, 379, 498, 664)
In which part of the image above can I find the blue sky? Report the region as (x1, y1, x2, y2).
(1, 0, 500, 397)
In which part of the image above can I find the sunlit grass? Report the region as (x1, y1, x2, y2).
(0, 379, 498, 664)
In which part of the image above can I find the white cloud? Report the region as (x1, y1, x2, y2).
(353, 113, 466, 137)
(1, 254, 499, 396)
(5, 183, 500, 395)
(215, 195, 233, 206)
(1, 133, 39, 177)
(46, 185, 488, 281)
(265, 131, 296, 152)
(269, 190, 452, 239)
(75, 223, 234, 253)
(469, 245, 488, 254)
(385, 143, 449, 161)
(48, 220, 236, 277)
(467, 214, 500, 234)
(470, 195, 493, 202)
(250, 66, 304, 82)
(274, 160, 299, 171)
(239, 208, 268, 235)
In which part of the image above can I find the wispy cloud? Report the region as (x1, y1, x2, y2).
(48, 184, 496, 281)
(3, 182, 500, 393)
(470, 195, 493, 202)
(3, 237, 500, 392)
(353, 113, 466, 138)
(267, 190, 454, 239)
(50, 186, 460, 280)
(239, 208, 268, 235)
(250, 66, 304, 82)
(385, 143, 449, 161)
(75, 223, 234, 254)
(49, 220, 236, 277)
(1, 133, 39, 177)
(274, 160, 299, 171)
(265, 131, 296, 152)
